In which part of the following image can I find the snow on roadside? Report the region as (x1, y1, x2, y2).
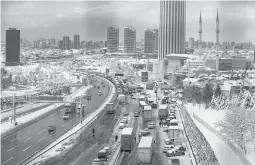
(184, 103, 225, 130)
(185, 103, 255, 165)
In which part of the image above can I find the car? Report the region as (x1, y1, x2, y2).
(123, 112, 129, 116)
(151, 103, 157, 108)
(164, 138, 175, 145)
(134, 112, 140, 117)
(132, 95, 136, 99)
(48, 125, 56, 133)
(63, 114, 70, 120)
(166, 149, 185, 157)
(91, 158, 103, 165)
(162, 125, 168, 132)
(148, 123, 156, 129)
(175, 145, 186, 152)
(98, 91, 102, 96)
(139, 129, 150, 137)
(162, 144, 174, 153)
(119, 123, 125, 129)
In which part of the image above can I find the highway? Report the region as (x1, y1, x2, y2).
(43, 95, 139, 165)
(1, 80, 110, 165)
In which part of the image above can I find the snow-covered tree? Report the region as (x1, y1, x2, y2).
(203, 83, 213, 105)
(215, 101, 254, 153)
(214, 84, 222, 98)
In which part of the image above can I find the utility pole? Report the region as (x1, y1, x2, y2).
(80, 96, 83, 124)
(13, 94, 17, 124)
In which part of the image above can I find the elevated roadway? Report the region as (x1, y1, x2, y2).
(1, 81, 110, 165)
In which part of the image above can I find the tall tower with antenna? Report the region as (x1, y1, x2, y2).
(216, 8, 220, 73)
(199, 10, 203, 57)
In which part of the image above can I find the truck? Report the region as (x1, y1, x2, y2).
(137, 136, 154, 164)
(106, 103, 115, 114)
(121, 128, 135, 152)
(143, 105, 152, 121)
(158, 104, 168, 119)
(65, 103, 76, 114)
(118, 94, 126, 104)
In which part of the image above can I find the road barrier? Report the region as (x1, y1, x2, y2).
(20, 76, 116, 165)
(193, 113, 252, 165)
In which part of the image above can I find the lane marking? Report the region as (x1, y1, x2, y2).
(38, 136, 46, 142)
(23, 146, 31, 152)
(2, 157, 13, 165)
(24, 137, 32, 142)
(7, 146, 17, 152)
(79, 142, 84, 147)
(11, 137, 19, 142)
(37, 129, 46, 134)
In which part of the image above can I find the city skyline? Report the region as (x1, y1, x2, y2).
(1, 1, 255, 43)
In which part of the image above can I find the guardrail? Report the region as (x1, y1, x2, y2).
(193, 113, 252, 165)
(178, 105, 198, 165)
(107, 143, 121, 165)
(19, 76, 116, 165)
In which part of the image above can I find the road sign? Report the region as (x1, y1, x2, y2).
(146, 83, 153, 90)
(141, 71, 148, 82)
(38, 95, 64, 102)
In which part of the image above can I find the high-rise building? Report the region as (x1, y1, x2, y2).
(199, 11, 203, 51)
(189, 37, 195, 48)
(74, 34, 80, 49)
(107, 26, 119, 53)
(144, 28, 156, 54)
(58, 40, 64, 50)
(158, 0, 186, 62)
(63, 36, 70, 50)
(154, 29, 159, 52)
(124, 26, 136, 53)
(5, 28, 20, 64)
(202, 42, 207, 48)
(41, 39, 46, 49)
(207, 42, 214, 48)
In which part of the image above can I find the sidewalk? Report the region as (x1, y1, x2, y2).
(185, 107, 245, 165)
(1, 85, 92, 137)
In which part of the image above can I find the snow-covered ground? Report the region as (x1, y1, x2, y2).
(185, 103, 255, 165)
(1, 86, 92, 136)
(26, 79, 115, 165)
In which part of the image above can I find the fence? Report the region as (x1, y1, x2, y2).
(192, 113, 252, 165)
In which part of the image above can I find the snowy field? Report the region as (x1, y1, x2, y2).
(185, 103, 255, 165)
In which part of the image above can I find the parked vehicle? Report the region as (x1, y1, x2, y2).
(137, 136, 154, 164)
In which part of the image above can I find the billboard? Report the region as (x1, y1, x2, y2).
(141, 71, 148, 82)
(146, 83, 153, 90)
(38, 95, 64, 102)
(105, 68, 109, 74)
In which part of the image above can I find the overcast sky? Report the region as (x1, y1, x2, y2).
(1, 1, 255, 43)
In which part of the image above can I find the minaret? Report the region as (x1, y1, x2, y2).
(216, 8, 220, 73)
(199, 10, 202, 57)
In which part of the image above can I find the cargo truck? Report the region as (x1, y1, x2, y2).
(118, 94, 126, 104)
(106, 103, 115, 114)
(137, 136, 154, 164)
(143, 105, 152, 121)
(121, 128, 135, 152)
(65, 103, 76, 114)
(158, 104, 168, 119)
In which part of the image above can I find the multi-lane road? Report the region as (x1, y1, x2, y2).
(42, 94, 138, 165)
(1, 80, 110, 165)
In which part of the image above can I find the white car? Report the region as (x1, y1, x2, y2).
(148, 123, 156, 129)
(119, 123, 125, 129)
(63, 114, 69, 120)
(162, 144, 174, 153)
